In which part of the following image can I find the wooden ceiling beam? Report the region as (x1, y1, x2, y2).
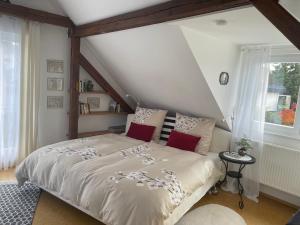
(0, 2, 73, 28)
(73, 0, 251, 37)
(79, 54, 134, 113)
(250, 0, 300, 50)
(68, 37, 81, 139)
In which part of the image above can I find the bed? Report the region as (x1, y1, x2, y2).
(16, 114, 231, 225)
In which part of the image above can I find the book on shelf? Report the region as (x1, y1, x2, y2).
(79, 102, 90, 115)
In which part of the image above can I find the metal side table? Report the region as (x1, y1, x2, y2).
(219, 151, 256, 209)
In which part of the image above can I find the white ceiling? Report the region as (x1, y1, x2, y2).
(56, 0, 170, 25)
(280, 0, 300, 22)
(172, 7, 290, 45)
(11, 0, 66, 16)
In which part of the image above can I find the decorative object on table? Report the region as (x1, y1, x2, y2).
(219, 151, 256, 209)
(79, 103, 90, 115)
(47, 78, 64, 91)
(125, 94, 141, 107)
(236, 138, 253, 156)
(109, 100, 117, 112)
(87, 97, 100, 110)
(0, 182, 40, 225)
(176, 204, 247, 225)
(47, 59, 64, 74)
(219, 72, 229, 85)
(47, 96, 63, 109)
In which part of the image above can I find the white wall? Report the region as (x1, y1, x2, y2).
(37, 24, 70, 147)
(181, 27, 240, 124)
(78, 40, 128, 133)
(84, 24, 228, 129)
(37, 25, 128, 147)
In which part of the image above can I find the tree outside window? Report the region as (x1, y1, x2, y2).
(265, 63, 300, 127)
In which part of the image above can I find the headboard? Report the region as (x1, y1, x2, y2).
(125, 114, 231, 153)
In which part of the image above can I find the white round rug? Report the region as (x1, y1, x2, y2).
(176, 204, 247, 225)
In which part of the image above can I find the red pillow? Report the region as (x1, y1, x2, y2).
(167, 130, 201, 152)
(126, 122, 156, 142)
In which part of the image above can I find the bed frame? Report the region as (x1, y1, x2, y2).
(39, 114, 231, 225)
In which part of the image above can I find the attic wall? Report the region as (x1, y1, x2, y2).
(38, 24, 70, 147)
(84, 23, 228, 129)
(181, 27, 240, 125)
(37, 25, 129, 147)
(78, 40, 129, 133)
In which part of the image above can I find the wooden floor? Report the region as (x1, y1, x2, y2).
(0, 168, 296, 225)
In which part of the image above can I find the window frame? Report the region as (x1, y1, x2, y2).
(264, 47, 300, 138)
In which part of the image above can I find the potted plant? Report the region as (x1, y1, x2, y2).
(236, 138, 253, 156)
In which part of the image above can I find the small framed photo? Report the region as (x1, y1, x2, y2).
(47, 60, 64, 74)
(87, 97, 100, 111)
(47, 78, 64, 91)
(47, 96, 64, 109)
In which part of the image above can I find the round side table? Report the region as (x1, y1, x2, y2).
(219, 151, 256, 209)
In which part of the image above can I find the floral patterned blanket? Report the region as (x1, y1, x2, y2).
(16, 134, 219, 225)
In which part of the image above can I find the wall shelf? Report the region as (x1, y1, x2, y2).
(80, 111, 128, 116)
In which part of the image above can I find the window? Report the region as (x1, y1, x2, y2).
(0, 16, 22, 169)
(265, 62, 300, 127)
(264, 47, 300, 138)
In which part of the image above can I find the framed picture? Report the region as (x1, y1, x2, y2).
(87, 97, 100, 111)
(47, 78, 64, 91)
(47, 60, 64, 74)
(47, 96, 64, 109)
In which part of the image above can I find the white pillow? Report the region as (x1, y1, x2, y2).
(174, 113, 216, 155)
(131, 107, 167, 143)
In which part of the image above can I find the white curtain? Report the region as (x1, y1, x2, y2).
(19, 21, 41, 162)
(0, 15, 40, 170)
(0, 15, 23, 170)
(224, 46, 271, 201)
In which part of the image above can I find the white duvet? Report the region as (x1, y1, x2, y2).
(16, 134, 221, 225)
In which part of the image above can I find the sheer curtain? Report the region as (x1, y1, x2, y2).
(0, 15, 40, 170)
(18, 21, 40, 161)
(224, 46, 271, 201)
(0, 15, 23, 170)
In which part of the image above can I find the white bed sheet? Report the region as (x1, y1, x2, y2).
(39, 152, 222, 225)
(166, 152, 223, 225)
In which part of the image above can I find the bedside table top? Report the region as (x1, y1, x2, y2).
(219, 151, 256, 164)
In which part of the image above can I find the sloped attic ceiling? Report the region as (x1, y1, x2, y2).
(84, 24, 226, 128)
(56, 0, 170, 25)
(11, 0, 66, 15)
(54, 0, 231, 129)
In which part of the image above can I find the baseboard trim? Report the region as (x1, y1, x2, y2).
(260, 184, 300, 209)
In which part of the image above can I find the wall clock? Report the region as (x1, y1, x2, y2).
(219, 72, 229, 85)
